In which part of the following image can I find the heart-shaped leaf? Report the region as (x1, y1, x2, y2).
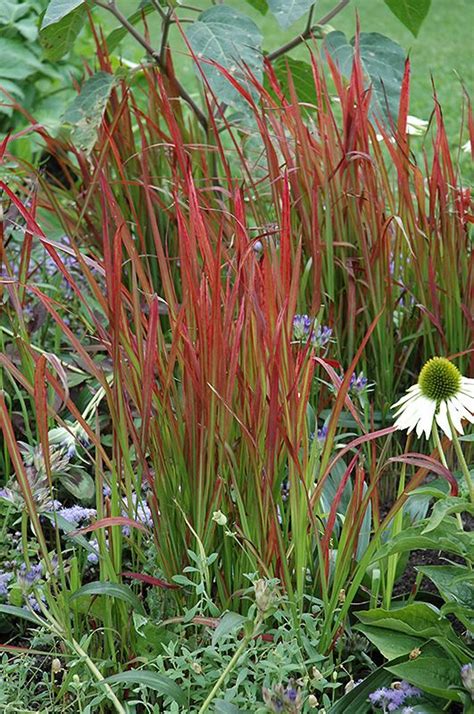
(325, 31, 406, 126)
(268, 0, 316, 30)
(186, 6, 263, 110)
(383, 0, 431, 37)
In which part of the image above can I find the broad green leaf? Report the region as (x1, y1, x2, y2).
(212, 611, 246, 647)
(422, 496, 474, 533)
(272, 57, 315, 105)
(324, 31, 406, 126)
(41, 0, 84, 25)
(355, 624, 421, 660)
(372, 518, 473, 560)
(63, 71, 116, 154)
(186, 6, 263, 110)
(0, 604, 43, 626)
(40, 4, 85, 61)
(384, 0, 431, 37)
(268, 0, 316, 30)
(328, 655, 409, 714)
(106, 2, 156, 53)
(0, 38, 44, 80)
(387, 655, 463, 701)
(441, 603, 474, 631)
(102, 670, 186, 706)
(69, 581, 145, 615)
(417, 565, 474, 610)
(243, 0, 268, 15)
(61, 469, 95, 502)
(355, 603, 456, 640)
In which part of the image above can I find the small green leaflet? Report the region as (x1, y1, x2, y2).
(186, 5, 263, 110)
(268, 0, 316, 30)
(384, 0, 431, 37)
(324, 31, 406, 127)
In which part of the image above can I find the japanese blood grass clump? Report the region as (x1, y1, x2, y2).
(1, 41, 472, 673)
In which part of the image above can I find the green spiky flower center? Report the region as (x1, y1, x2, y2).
(418, 357, 461, 402)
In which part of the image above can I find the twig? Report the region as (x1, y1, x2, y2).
(93, 0, 209, 132)
(267, 0, 350, 63)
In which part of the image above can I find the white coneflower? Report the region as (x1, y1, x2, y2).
(391, 357, 474, 440)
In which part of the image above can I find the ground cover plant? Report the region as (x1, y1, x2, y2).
(0, 0, 473, 712)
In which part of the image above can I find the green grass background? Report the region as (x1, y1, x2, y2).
(108, 0, 473, 151)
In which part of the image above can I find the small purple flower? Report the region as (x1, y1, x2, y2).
(293, 314, 313, 341)
(24, 593, 46, 613)
(313, 325, 332, 348)
(87, 540, 100, 565)
(103, 485, 112, 497)
(317, 425, 328, 442)
(292, 314, 332, 350)
(461, 663, 474, 697)
(350, 371, 368, 392)
(18, 562, 43, 587)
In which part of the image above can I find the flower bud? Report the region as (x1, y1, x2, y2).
(212, 510, 227, 526)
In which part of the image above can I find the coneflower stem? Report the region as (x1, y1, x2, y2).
(447, 412, 474, 504)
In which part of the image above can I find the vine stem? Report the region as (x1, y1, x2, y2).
(447, 412, 474, 504)
(93, 0, 209, 132)
(267, 0, 351, 62)
(198, 615, 263, 713)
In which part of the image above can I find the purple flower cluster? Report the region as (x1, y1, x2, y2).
(368, 680, 421, 712)
(18, 562, 43, 587)
(0, 570, 12, 598)
(56, 505, 97, 526)
(292, 314, 332, 349)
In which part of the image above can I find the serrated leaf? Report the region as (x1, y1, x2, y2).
(212, 611, 246, 647)
(383, 0, 431, 37)
(422, 497, 474, 533)
(106, 1, 156, 53)
(102, 670, 185, 706)
(324, 31, 406, 126)
(69, 581, 145, 615)
(268, 0, 316, 30)
(387, 655, 463, 701)
(186, 6, 263, 110)
(41, 0, 84, 25)
(40, 4, 85, 61)
(63, 71, 116, 154)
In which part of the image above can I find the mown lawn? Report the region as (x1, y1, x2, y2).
(107, 0, 473, 168)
